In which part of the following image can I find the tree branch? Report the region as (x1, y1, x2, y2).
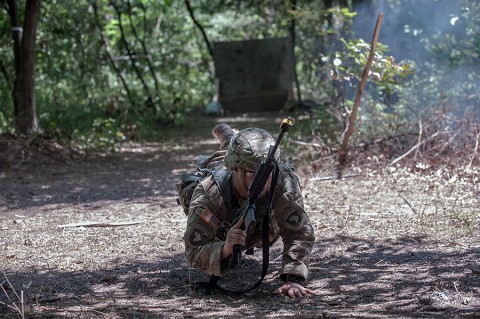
(184, 0, 214, 60)
(92, 1, 134, 108)
(110, 1, 155, 114)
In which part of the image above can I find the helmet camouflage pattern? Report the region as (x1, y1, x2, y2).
(224, 128, 280, 171)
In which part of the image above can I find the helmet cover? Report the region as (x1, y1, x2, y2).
(224, 128, 280, 171)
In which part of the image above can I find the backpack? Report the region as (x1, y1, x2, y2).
(176, 150, 228, 215)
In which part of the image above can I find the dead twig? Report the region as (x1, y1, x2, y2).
(355, 132, 418, 149)
(58, 221, 144, 228)
(390, 131, 440, 165)
(414, 114, 423, 160)
(466, 132, 480, 170)
(0, 272, 25, 319)
(310, 174, 360, 182)
(399, 194, 418, 214)
(434, 125, 463, 157)
(292, 140, 327, 150)
(339, 206, 352, 233)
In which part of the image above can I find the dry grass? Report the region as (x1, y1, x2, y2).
(1, 272, 25, 318)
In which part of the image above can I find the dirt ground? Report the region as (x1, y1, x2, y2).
(0, 113, 479, 319)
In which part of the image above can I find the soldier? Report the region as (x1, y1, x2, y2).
(182, 123, 317, 298)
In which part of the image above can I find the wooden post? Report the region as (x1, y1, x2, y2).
(338, 13, 384, 165)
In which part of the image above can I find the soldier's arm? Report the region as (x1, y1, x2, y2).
(182, 183, 233, 277)
(274, 168, 315, 283)
(276, 204, 315, 283)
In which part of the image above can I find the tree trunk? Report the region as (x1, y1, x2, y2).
(7, 0, 41, 136)
(289, 0, 302, 104)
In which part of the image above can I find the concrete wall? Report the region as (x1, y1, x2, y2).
(213, 37, 293, 113)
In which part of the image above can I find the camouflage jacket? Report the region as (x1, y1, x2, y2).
(182, 162, 315, 282)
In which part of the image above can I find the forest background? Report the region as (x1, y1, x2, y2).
(1, 1, 479, 318)
(1, 0, 478, 156)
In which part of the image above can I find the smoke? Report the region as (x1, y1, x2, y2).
(351, 0, 479, 116)
(352, 0, 462, 64)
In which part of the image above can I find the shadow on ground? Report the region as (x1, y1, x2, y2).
(1, 112, 478, 318)
(0, 112, 287, 215)
(2, 236, 479, 319)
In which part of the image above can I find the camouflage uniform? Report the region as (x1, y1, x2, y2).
(182, 127, 315, 283)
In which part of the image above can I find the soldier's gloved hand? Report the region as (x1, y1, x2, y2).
(273, 282, 319, 298)
(221, 216, 246, 259)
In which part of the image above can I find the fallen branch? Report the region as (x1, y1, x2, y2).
(390, 131, 440, 165)
(310, 174, 360, 182)
(355, 132, 418, 149)
(58, 221, 144, 228)
(466, 132, 480, 170)
(434, 124, 463, 157)
(292, 140, 327, 150)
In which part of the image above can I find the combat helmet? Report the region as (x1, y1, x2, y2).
(224, 128, 280, 171)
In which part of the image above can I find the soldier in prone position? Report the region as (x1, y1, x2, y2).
(182, 123, 317, 298)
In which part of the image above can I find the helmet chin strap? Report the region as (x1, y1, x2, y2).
(232, 169, 249, 199)
(233, 168, 271, 199)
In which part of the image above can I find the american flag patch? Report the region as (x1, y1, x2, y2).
(200, 209, 218, 229)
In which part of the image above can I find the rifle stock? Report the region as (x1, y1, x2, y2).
(233, 117, 294, 254)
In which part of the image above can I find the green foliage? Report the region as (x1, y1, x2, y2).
(23, 0, 216, 144)
(74, 118, 126, 151)
(0, 112, 11, 135)
(1, 0, 478, 151)
(290, 4, 416, 143)
(419, 0, 480, 110)
(426, 0, 480, 68)
(333, 38, 414, 141)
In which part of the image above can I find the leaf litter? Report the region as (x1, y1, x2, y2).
(0, 114, 479, 318)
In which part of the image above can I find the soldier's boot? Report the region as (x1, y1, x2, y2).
(212, 123, 236, 150)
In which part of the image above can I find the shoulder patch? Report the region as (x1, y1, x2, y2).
(189, 226, 209, 245)
(200, 208, 219, 229)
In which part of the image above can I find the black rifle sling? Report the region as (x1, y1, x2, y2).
(198, 165, 280, 294)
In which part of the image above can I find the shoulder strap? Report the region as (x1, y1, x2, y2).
(210, 169, 233, 219)
(211, 169, 231, 193)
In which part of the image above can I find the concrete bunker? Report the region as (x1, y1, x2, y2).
(213, 37, 294, 113)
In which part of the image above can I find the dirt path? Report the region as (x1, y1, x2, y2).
(0, 113, 479, 318)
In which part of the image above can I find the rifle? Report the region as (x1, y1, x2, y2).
(233, 117, 294, 254)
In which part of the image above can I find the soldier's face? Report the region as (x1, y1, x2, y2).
(233, 168, 272, 199)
